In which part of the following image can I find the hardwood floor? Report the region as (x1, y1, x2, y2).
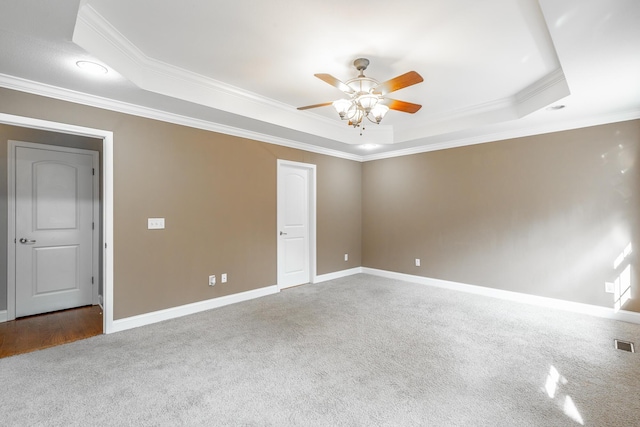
(0, 305, 103, 358)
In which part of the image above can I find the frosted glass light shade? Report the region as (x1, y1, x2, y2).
(370, 104, 389, 123)
(332, 99, 352, 119)
(357, 94, 379, 113)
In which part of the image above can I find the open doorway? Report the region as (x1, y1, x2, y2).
(1, 126, 102, 356)
(0, 305, 103, 357)
(0, 113, 114, 350)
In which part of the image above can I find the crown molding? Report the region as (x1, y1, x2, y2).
(74, 5, 394, 146)
(76, 5, 307, 112)
(0, 73, 364, 161)
(2, 72, 638, 164)
(396, 97, 517, 143)
(514, 68, 570, 117)
(396, 68, 570, 144)
(516, 68, 567, 105)
(363, 107, 640, 161)
(73, 5, 577, 150)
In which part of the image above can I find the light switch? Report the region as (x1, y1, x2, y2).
(148, 218, 165, 229)
(605, 282, 615, 294)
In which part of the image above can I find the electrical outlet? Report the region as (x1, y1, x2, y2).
(209, 275, 216, 286)
(415, 258, 421, 267)
(344, 254, 348, 261)
(605, 282, 615, 294)
(221, 273, 227, 283)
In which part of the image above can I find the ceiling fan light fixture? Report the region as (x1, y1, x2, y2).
(369, 104, 389, 123)
(357, 93, 379, 113)
(332, 99, 352, 119)
(347, 107, 364, 127)
(298, 58, 423, 133)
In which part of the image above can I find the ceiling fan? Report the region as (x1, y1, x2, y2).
(298, 58, 424, 132)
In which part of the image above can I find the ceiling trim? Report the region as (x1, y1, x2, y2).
(75, 5, 303, 111)
(73, 4, 571, 147)
(0, 73, 363, 162)
(1, 73, 637, 164)
(516, 68, 567, 105)
(73, 4, 395, 146)
(396, 97, 518, 142)
(514, 68, 570, 116)
(363, 108, 640, 161)
(396, 68, 569, 142)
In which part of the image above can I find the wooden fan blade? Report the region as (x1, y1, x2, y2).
(297, 102, 334, 110)
(383, 98, 422, 114)
(315, 74, 355, 94)
(374, 71, 423, 95)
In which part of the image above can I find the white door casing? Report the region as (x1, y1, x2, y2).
(2, 114, 112, 333)
(277, 160, 316, 289)
(10, 141, 98, 318)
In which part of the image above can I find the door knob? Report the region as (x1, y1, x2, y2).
(280, 231, 287, 235)
(19, 238, 36, 244)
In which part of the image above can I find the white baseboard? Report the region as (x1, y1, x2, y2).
(0, 310, 7, 323)
(314, 267, 363, 283)
(105, 266, 640, 334)
(362, 267, 640, 325)
(109, 285, 279, 334)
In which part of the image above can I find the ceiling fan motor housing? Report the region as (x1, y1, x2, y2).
(353, 58, 370, 73)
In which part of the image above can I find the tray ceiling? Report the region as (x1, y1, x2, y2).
(0, 0, 638, 159)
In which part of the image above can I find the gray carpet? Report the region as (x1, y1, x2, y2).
(1, 274, 639, 426)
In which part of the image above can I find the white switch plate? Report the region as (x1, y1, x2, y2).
(415, 258, 421, 267)
(344, 254, 348, 261)
(221, 273, 227, 283)
(148, 218, 165, 229)
(605, 282, 615, 294)
(209, 275, 216, 286)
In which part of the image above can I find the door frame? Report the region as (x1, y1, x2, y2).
(8, 140, 100, 318)
(276, 159, 317, 289)
(1, 113, 114, 333)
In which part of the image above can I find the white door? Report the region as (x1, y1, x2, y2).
(14, 145, 96, 317)
(277, 161, 316, 289)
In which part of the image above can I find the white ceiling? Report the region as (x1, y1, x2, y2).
(0, 0, 638, 160)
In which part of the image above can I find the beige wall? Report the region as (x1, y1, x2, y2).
(316, 154, 362, 273)
(0, 88, 362, 319)
(2, 85, 638, 319)
(363, 120, 640, 312)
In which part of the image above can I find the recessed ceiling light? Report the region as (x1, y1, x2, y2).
(76, 61, 108, 75)
(546, 104, 566, 111)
